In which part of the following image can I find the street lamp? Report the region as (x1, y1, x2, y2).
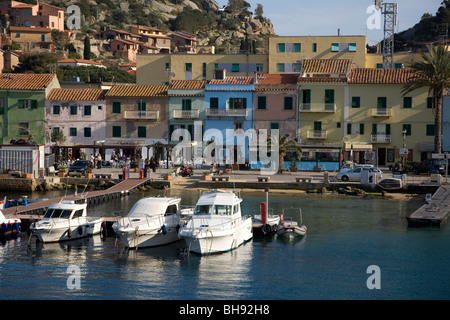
(402, 129, 407, 166)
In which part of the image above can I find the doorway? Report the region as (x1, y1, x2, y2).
(377, 148, 386, 166)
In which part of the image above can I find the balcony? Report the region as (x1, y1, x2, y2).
(300, 103, 336, 113)
(206, 108, 248, 118)
(172, 109, 200, 119)
(124, 111, 159, 120)
(371, 108, 392, 117)
(371, 134, 391, 143)
(307, 130, 327, 139)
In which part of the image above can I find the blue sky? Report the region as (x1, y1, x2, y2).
(215, 0, 443, 42)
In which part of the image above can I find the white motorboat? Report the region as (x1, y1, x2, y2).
(112, 197, 193, 249)
(30, 198, 103, 243)
(275, 208, 307, 237)
(0, 209, 21, 241)
(180, 189, 253, 255)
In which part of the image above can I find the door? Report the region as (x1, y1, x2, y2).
(378, 148, 386, 166)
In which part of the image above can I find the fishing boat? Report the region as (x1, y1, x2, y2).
(0, 209, 21, 241)
(30, 198, 103, 243)
(377, 178, 403, 190)
(180, 189, 253, 255)
(112, 197, 193, 249)
(275, 208, 307, 237)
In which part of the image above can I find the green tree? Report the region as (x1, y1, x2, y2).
(83, 35, 91, 60)
(13, 52, 57, 73)
(402, 44, 450, 153)
(266, 134, 301, 174)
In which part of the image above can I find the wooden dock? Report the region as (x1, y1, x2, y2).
(2, 178, 151, 222)
(407, 186, 450, 226)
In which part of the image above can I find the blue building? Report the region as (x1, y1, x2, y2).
(204, 71, 255, 164)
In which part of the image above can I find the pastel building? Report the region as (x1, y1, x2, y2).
(45, 88, 108, 159)
(204, 71, 255, 164)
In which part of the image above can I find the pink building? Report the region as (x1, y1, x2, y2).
(0, 1, 64, 31)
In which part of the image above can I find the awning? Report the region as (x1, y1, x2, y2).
(345, 142, 373, 152)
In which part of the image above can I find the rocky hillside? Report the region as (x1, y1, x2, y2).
(50, 0, 276, 53)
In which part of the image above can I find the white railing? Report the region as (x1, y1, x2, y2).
(300, 103, 336, 113)
(307, 130, 327, 139)
(371, 134, 391, 143)
(172, 110, 200, 119)
(206, 108, 248, 118)
(371, 108, 392, 117)
(124, 111, 159, 120)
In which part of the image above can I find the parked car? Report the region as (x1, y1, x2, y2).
(415, 160, 446, 175)
(336, 167, 382, 182)
(68, 160, 93, 176)
(339, 162, 374, 173)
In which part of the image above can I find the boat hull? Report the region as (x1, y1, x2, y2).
(32, 219, 103, 243)
(182, 218, 253, 255)
(0, 220, 21, 241)
(276, 225, 307, 237)
(114, 224, 182, 248)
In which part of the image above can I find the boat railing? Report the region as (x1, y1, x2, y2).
(116, 214, 165, 230)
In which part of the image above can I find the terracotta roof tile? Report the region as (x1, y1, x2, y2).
(349, 68, 414, 84)
(169, 80, 207, 90)
(105, 85, 168, 97)
(47, 88, 107, 101)
(255, 73, 298, 85)
(209, 77, 254, 85)
(302, 59, 352, 75)
(0, 73, 56, 90)
(297, 77, 348, 84)
(57, 58, 104, 66)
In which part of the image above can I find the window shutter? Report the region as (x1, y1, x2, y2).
(347, 123, 352, 135)
(386, 124, 391, 135)
(372, 124, 377, 134)
(359, 123, 364, 135)
(229, 98, 234, 109)
(242, 98, 247, 109)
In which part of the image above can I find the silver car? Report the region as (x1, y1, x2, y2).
(336, 167, 382, 182)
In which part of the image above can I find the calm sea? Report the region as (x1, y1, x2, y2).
(1, 189, 449, 301)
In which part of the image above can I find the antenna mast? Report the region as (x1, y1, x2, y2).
(377, 0, 398, 69)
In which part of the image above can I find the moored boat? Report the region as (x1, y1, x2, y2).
(112, 197, 193, 249)
(180, 189, 253, 255)
(30, 198, 103, 243)
(0, 209, 21, 241)
(275, 208, 307, 237)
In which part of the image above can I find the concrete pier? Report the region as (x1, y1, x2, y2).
(407, 186, 450, 226)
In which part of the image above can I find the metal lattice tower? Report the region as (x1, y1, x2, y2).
(382, 2, 398, 69)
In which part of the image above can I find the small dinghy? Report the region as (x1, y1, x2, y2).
(275, 208, 307, 237)
(0, 209, 21, 241)
(377, 178, 403, 190)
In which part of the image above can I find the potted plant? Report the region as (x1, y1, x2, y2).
(84, 167, 93, 178)
(224, 164, 232, 174)
(232, 162, 239, 171)
(164, 171, 175, 180)
(289, 156, 298, 172)
(58, 167, 67, 177)
(201, 170, 212, 181)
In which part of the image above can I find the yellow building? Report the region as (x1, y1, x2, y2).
(268, 35, 367, 73)
(137, 53, 268, 85)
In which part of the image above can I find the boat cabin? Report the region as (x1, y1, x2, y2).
(43, 201, 87, 220)
(194, 190, 242, 217)
(126, 197, 181, 219)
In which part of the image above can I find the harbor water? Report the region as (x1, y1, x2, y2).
(1, 188, 449, 300)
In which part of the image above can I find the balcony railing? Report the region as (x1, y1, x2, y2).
(206, 108, 248, 118)
(371, 134, 391, 143)
(300, 103, 336, 113)
(172, 109, 200, 119)
(124, 111, 159, 120)
(371, 108, 392, 117)
(307, 130, 327, 139)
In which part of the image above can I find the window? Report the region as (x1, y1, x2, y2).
(214, 205, 232, 216)
(194, 205, 212, 215)
(69, 127, 77, 137)
(256, 64, 263, 72)
(403, 97, 412, 108)
(210, 97, 219, 109)
(53, 105, 60, 115)
(15, 33, 20, 38)
(165, 63, 170, 71)
(182, 99, 192, 110)
(284, 96, 293, 110)
(277, 43, 285, 52)
(138, 126, 146, 138)
(0, 98, 3, 114)
(325, 89, 334, 110)
(331, 43, 339, 52)
(70, 105, 77, 115)
(347, 123, 364, 135)
(352, 97, 360, 108)
(19, 122, 28, 135)
(427, 97, 435, 109)
(202, 63, 207, 79)
(293, 63, 301, 72)
(84, 127, 91, 137)
(84, 105, 92, 116)
(293, 43, 301, 52)
(426, 124, 435, 136)
(228, 98, 247, 109)
(18, 99, 37, 109)
(302, 89, 311, 110)
(403, 124, 411, 136)
(185, 63, 192, 72)
(377, 97, 387, 109)
(271, 122, 279, 130)
(277, 63, 285, 72)
(232, 63, 240, 72)
(349, 43, 356, 52)
(313, 43, 317, 52)
(257, 96, 266, 110)
(112, 126, 121, 138)
(112, 102, 121, 113)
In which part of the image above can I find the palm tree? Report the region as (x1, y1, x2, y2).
(402, 44, 450, 154)
(268, 134, 302, 174)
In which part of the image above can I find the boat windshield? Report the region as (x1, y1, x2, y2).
(43, 208, 73, 219)
(194, 205, 212, 215)
(214, 205, 232, 216)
